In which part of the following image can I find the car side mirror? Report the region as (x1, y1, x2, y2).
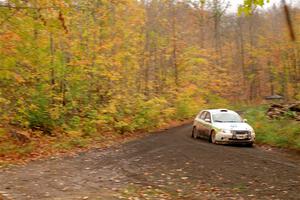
(204, 119, 211, 123)
(243, 119, 248, 123)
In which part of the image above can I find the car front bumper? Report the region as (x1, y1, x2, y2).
(216, 139, 254, 145)
(215, 132, 255, 144)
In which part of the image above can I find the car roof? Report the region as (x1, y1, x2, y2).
(201, 109, 238, 115)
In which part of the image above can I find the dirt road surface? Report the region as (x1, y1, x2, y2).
(0, 124, 300, 200)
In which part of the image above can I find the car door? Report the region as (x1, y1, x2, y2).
(196, 111, 207, 138)
(202, 112, 212, 139)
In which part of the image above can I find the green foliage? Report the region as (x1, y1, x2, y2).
(81, 119, 98, 136)
(96, 96, 174, 133)
(203, 93, 229, 109)
(239, 0, 270, 15)
(53, 137, 89, 150)
(174, 95, 199, 119)
(0, 128, 5, 138)
(243, 106, 300, 149)
(68, 138, 88, 148)
(0, 141, 35, 157)
(15, 85, 56, 133)
(133, 97, 169, 130)
(69, 116, 81, 130)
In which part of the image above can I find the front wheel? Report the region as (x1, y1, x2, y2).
(210, 131, 217, 144)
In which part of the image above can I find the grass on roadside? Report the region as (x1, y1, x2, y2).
(241, 105, 300, 150)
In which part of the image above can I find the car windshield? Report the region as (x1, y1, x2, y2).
(212, 113, 243, 123)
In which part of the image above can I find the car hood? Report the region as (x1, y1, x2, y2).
(213, 122, 253, 131)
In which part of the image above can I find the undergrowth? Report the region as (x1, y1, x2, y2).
(241, 105, 300, 150)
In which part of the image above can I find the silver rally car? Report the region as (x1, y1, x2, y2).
(192, 109, 255, 146)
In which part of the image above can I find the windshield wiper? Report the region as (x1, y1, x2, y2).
(214, 120, 224, 123)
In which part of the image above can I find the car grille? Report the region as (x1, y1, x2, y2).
(233, 131, 250, 135)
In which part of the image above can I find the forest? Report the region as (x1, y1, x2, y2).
(0, 0, 299, 159)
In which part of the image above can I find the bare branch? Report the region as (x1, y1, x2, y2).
(282, 0, 296, 41)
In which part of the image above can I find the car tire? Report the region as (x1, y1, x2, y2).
(210, 131, 217, 144)
(192, 127, 197, 139)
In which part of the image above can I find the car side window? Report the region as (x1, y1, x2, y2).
(204, 112, 211, 122)
(200, 112, 206, 120)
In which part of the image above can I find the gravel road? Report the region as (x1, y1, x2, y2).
(0, 124, 300, 200)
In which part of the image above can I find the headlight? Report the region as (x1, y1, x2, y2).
(249, 129, 255, 135)
(247, 130, 255, 139)
(247, 131, 252, 139)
